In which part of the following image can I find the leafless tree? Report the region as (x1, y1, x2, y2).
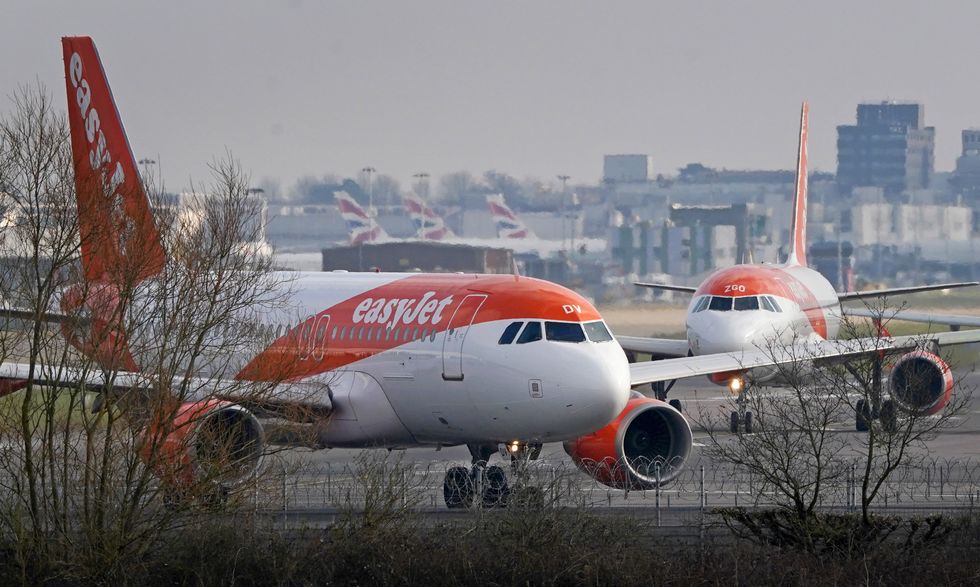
(699, 299, 972, 551)
(0, 84, 308, 582)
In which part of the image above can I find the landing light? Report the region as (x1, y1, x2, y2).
(729, 377, 743, 393)
(508, 441, 521, 453)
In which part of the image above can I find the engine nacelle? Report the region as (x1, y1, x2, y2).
(563, 394, 693, 490)
(145, 400, 265, 487)
(889, 351, 953, 415)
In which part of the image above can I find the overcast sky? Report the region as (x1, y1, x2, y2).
(4, 1, 979, 193)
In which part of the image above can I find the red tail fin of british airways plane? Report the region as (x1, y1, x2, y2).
(787, 101, 809, 267)
(62, 36, 166, 284)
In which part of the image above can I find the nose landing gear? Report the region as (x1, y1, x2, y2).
(728, 377, 754, 434)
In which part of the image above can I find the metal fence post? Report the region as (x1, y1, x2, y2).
(700, 464, 706, 509)
(655, 462, 662, 527)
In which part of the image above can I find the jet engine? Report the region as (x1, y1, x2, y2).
(145, 400, 265, 487)
(889, 350, 953, 415)
(563, 394, 693, 489)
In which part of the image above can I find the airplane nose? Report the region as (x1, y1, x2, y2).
(692, 321, 770, 355)
(561, 345, 631, 435)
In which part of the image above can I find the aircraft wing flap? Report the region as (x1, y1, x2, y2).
(628, 329, 980, 386)
(617, 335, 690, 359)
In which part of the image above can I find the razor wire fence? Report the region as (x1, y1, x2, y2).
(249, 454, 980, 518)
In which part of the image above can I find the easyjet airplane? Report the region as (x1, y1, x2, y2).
(3, 40, 977, 509)
(620, 102, 979, 434)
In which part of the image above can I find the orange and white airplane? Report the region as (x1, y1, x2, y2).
(620, 102, 979, 433)
(3, 40, 977, 509)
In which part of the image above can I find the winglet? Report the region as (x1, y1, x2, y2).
(787, 101, 809, 267)
(62, 36, 166, 283)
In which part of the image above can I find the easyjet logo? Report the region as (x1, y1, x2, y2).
(352, 291, 454, 328)
(68, 51, 133, 246)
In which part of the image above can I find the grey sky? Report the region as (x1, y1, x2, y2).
(3, 1, 979, 193)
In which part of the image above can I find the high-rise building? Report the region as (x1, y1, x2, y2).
(836, 102, 935, 198)
(952, 129, 980, 202)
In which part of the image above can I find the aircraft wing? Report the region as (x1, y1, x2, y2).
(0, 362, 331, 421)
(617, 335, 690, 359)
(842, 306, 980, 329)
(634, 282, 698, 294)
(836, 281, 978, 301)
(628, 329, 980, 386)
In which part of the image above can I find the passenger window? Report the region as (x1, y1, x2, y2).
(392, 327, 401, 341)
(734, 296, 759, 311)
(411, 327, 419, 341)
(498, 321, 524, 344)
(708, 296, 732, 311)
(516, 321, 542, 344)
(330, 326, 338, 340)
(584, 321, 614, 342)
(546, 321, 586, 343)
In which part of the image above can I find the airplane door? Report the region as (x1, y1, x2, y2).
(441, 294, 487, 381)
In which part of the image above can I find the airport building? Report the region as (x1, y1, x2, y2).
(836, 102, 935, 198)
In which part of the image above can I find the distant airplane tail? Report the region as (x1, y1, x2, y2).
(402, 193, 454, 240)
(486, 194, 533, 239)
(62, 36, 166, 284)
(787, 101, 809, 267)
(334, 191, 387, 245)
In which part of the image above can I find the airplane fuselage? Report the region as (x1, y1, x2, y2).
(63, 271, 632, 448)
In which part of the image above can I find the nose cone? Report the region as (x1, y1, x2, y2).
(688, 313, 780, 355)
(560, 343, 631, 435)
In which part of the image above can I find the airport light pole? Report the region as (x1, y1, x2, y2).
(361, 166, 376, 216)
(558, 174, 570, 252)
(138, 158, 156, 192)
(413, 172, 430, 199)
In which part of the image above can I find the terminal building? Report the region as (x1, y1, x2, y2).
(837, 102, 935, 198)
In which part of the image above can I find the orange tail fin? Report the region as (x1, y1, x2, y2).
(63, 36, 165, 283)
(787, 101, 809, 266)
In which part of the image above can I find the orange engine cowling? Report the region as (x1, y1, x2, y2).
(889, 351, 954, 416)
(145, 400, 265, 487)
(563, 394, 693, 490)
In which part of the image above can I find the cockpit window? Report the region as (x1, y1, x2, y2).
(546, 321, 587, 343)
(516, 321, 542, 344)
(760, 296, 777, 312)
(692, 296, 711, 313)
(708, 296, 732, 311)
(584, 321, 614, 342)
(733, 296, 759, 311)
(498, 321, 523, 344)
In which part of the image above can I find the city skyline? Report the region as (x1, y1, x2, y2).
(4, 2, 980, 192)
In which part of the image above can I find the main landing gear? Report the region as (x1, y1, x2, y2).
(442, 442, 542, 508)
(852, 357, 898, 433)
(729, 377, 754, 434)
(652, 380, 682, 413)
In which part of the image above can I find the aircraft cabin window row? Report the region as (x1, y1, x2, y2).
(693, 295, 782, 313)
(498, 320, 614, 344)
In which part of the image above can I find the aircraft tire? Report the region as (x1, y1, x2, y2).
(443, 466, 474, 509)
(730, 411, 740, 434)
(744, 411, 754, 434)
(856, 399, 871, 432)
